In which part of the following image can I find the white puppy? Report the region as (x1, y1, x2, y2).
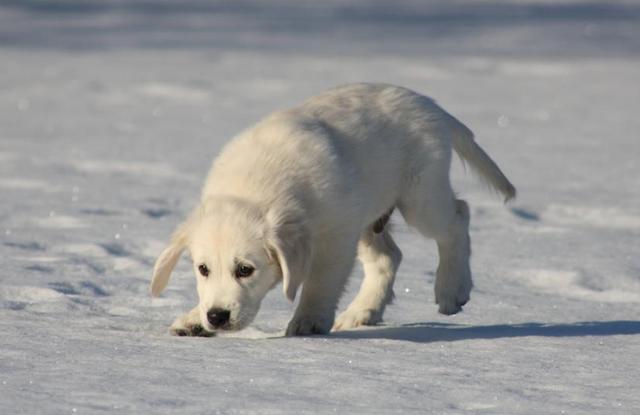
(150, 83, 515, 336)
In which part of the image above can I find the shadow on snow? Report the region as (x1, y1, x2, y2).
(329, 320, 640, 343)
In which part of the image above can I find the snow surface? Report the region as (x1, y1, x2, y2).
(1, 1, 639, 413)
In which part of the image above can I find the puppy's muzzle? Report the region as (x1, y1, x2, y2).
(207, 308, 230, 329)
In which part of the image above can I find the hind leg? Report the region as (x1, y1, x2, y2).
(433, 199, 472, 314)
(333, 227, 402, 331)
(400, 177, 472, 315)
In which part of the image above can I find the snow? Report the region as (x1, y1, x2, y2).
(1, 1, 639, 413)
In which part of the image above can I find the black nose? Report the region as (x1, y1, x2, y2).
(207, 308, 230, 328)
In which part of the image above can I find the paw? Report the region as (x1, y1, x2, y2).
(332, 308, 381, 331)
(169, 323, 214, 337)
(285, 315, 332, 336)
(169, 315, 215, 337)
(435, 286, 471, 315)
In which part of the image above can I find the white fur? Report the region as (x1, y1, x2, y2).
(150, 83, 515, 336)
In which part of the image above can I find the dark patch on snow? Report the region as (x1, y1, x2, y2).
(49, 281, 108, 297)
(4, 241, 46, 251)
(99, 242, 130, 257)
(141, 207, 172, 218)
(25, 264, 54, 273)
(3, 301, 27, 311)
(575, 271, 607, 292)
(71, 257, 106, 275)
(48, 282, 79, 295)
(69, 297, 94, 307)
(510, 207, 540, 221)
(79, 208, 119, 216)
(79, 281, 109, 297)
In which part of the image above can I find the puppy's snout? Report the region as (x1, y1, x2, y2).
(207, 308, 230, 328)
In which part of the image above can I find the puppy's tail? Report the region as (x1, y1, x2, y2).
(449, 117, 516, 202)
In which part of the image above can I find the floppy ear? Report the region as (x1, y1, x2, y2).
(150, 222, 190, 297)
(265, 211, 312, 302)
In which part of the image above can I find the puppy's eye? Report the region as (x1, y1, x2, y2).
(198, 264, 210, 277)
(235, 264, 254, 279)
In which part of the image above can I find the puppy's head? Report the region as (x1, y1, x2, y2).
(150, 197, 311, 333)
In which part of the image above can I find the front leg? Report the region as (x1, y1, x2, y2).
(286, 244, 357, 336)
(169, 306, 215, 337)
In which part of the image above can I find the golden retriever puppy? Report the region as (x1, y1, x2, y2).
(150, 83, 515, 336)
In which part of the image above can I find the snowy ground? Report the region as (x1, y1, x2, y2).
(1, 1, 640, 414)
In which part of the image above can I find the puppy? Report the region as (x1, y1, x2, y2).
(150, 83, 515, 336)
